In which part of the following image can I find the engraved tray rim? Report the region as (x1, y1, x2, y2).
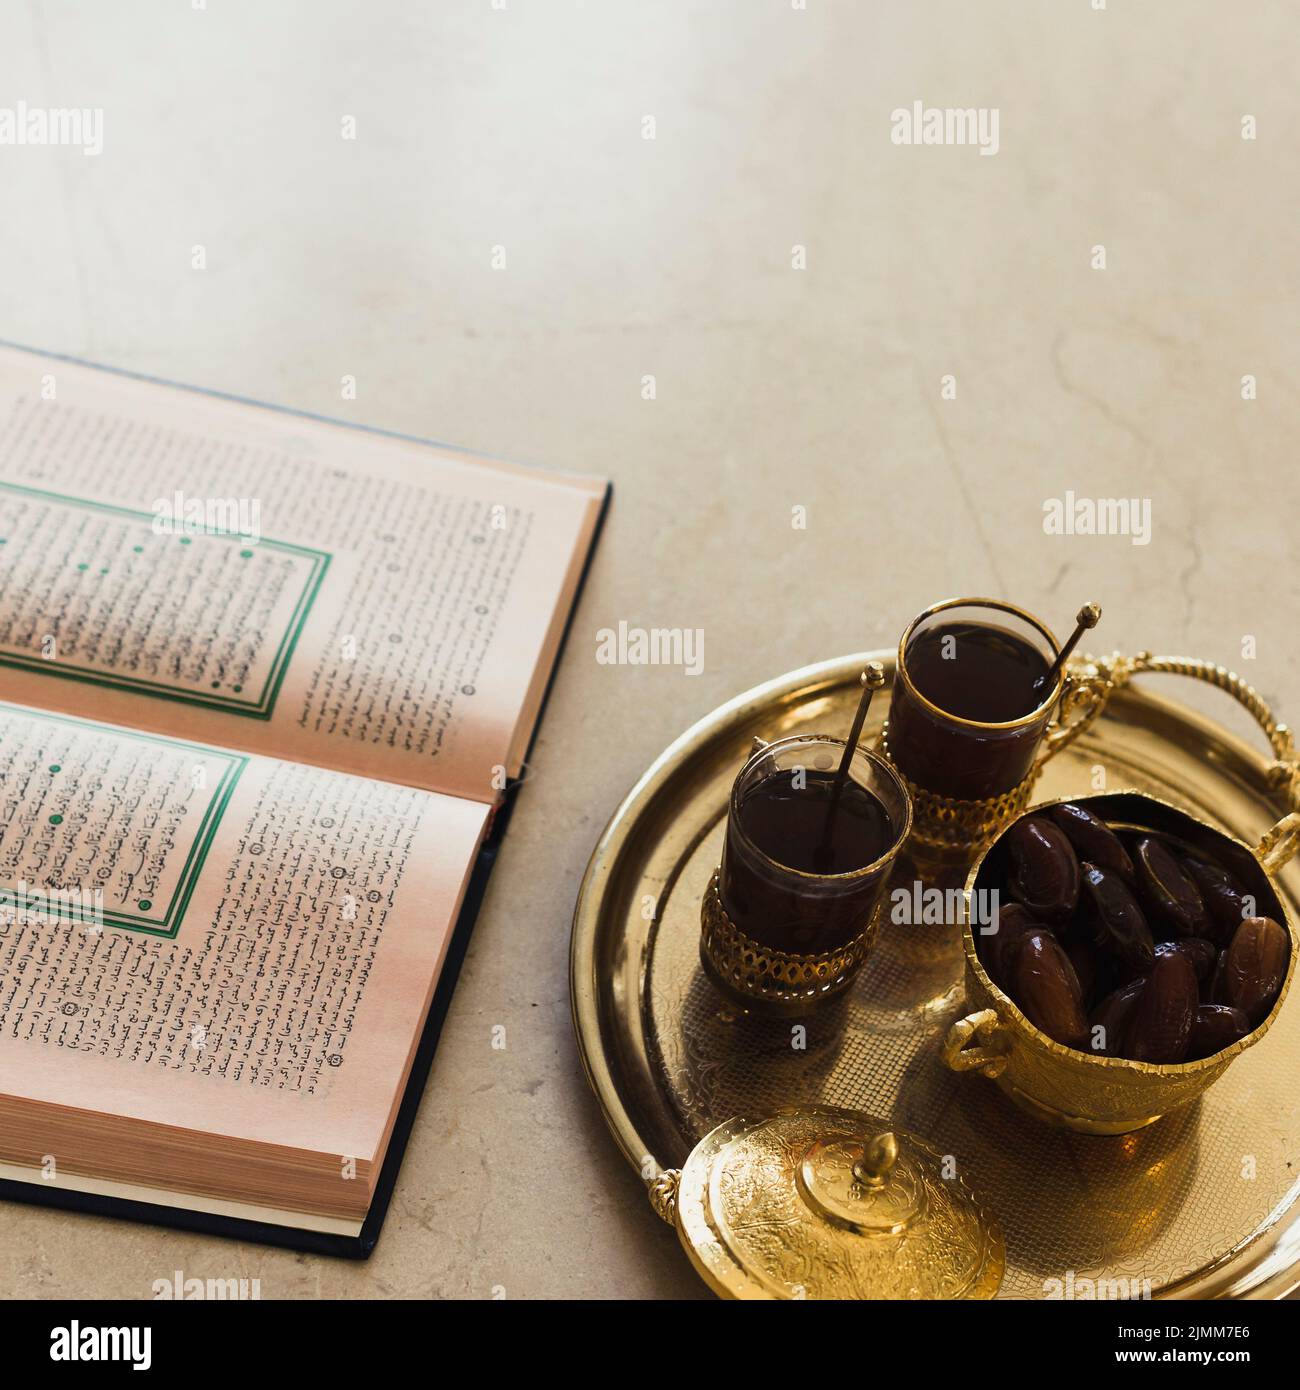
(570, 651, 1300, 1300)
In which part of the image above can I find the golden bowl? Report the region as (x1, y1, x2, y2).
(943, 790, 1300, 1135)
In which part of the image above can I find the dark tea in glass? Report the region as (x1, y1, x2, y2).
(889, 599, 1063, 801)
(706, 735, 911, 1010)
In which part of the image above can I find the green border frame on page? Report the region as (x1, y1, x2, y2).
(0, 482, 330, 720)
(0, 705, 247, 938)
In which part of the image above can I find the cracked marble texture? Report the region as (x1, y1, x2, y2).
(0, 1, 1297, 1299)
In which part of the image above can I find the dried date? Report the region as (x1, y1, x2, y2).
(1087, 977, 1144, 1057)
(1047, 802, 1135, 883)
(979, 902, 1041, 988)
(1151, 937, 1217, 986)
(1010, 930, 1089, 1049)
(1005, 817, 1080, 922)
(1080, 862, 1155, 973)
(1219, 916, 1289, 1025)
(1132, 836, 1209, 940)
(1186, 1004, 1251, 1061)
(1125, 949, 1198, 1064)
(1182, 856, 1251, 945)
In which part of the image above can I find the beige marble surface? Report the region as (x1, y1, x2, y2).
(1, 1, 1297, 1298)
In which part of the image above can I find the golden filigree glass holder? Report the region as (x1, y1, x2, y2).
(699, 870, 883, 1016)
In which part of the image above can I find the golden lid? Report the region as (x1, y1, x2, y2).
(650, 1106, 1004, 1300)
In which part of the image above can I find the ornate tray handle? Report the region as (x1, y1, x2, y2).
(1259, 813, 1300, 877)
(1043, 652, 1300, 867)
(648, 1168, 681, 1225)
(942, 1008, 1009, 1078)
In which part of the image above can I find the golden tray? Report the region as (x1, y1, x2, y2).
(571, 652, 1300, 1299)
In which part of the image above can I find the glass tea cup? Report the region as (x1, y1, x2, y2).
(700, 734, 912, 1015)
(887, 598, 1072, 804)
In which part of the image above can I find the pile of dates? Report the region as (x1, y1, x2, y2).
(977, 803, 1291, 1064)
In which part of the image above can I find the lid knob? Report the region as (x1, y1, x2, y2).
(852, 1131, 898, 1188)
(799, 1130, 923, 1234)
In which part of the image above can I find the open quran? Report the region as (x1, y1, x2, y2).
(0, 344, 607, 1254)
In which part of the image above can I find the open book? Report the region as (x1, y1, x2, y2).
(0, 344, 607, 1253)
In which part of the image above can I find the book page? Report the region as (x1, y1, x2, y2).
(0, 699, 487, 1202)
(0, 345, 604, 801)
